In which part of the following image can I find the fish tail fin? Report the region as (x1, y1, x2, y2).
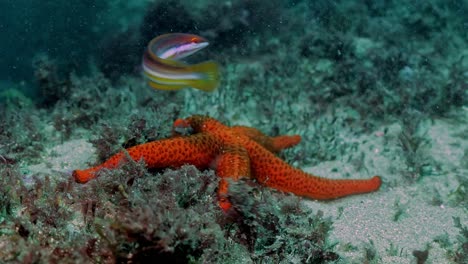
(187, 61, 220, 92)
(147, 80, 186, 91)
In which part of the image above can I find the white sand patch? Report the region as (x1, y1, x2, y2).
(25, 139, 96, 176)
(427, 118, 467, 169)
(305, 177, 466, 263)
(301, 112, 467, 263)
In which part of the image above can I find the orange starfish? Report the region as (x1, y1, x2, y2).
(73, 115, 382, 211)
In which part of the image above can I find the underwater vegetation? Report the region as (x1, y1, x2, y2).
(396, 109, 436, 182)
(0, 159, 338, 262)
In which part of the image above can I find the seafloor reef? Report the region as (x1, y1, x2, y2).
(0, 0, 467, 263)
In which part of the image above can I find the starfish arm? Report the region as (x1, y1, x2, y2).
(215, 145, 251, 211)
(231, 126, 301, 153)
(179, 115, 382, 200)
(269, 135, 302, 152)
(174, 116, 301, 153)
(248, 143, 382, 199)
(258, 166, 381, 199)
(73, 134, 220, 183)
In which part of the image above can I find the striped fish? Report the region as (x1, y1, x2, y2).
(142, 33, 220, 92)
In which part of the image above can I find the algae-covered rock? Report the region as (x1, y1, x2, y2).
(0, 88, 33, 108)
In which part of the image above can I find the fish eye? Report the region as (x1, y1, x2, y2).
(190, 37, 199, 43)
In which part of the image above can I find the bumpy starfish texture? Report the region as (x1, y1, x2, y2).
(73, 115, 381, 211)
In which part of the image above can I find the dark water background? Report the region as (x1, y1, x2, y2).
(0, 1, 111, 86)
(2, 0, 464, 99)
